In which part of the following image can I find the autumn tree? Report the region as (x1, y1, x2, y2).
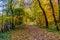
(58, 0, 60, 22)
(49, 0, 59, 31)
(37, 0, 48, 28)
(5, 0, 15, 29)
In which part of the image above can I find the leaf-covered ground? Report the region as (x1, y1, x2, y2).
(10, 25, 60, 40)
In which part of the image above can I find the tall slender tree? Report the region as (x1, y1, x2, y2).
(10, 0, 13, 15)
(8, 0, 15, 29)
(49, 0, 59, 31)
(37, 0, 48, 28)
(58, 0, 60, 22)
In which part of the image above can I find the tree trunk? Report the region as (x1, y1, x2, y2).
(10, 0, 15, 29)
(49, 0, 59, 31)
(58, 0, 60, 22)
(37, 0, 48, 28)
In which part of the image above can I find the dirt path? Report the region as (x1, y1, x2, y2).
(10, 25, 60, 40)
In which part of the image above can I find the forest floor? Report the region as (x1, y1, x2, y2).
(10, 25, 60, 40)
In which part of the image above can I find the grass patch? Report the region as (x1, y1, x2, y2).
(46, 28, 60, 34)
(40, 26, 60, 34)
(0, 30, 11, 38)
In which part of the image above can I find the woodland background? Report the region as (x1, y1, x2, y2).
(0, 0, 60, 32)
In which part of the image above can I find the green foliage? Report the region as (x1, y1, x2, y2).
(0, 30, 11, 39)
(13, 8, 24, 15)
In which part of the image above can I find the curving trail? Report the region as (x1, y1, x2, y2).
(10, 25, 60, 40)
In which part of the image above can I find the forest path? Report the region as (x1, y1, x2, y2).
(10, 25, 60, 40)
